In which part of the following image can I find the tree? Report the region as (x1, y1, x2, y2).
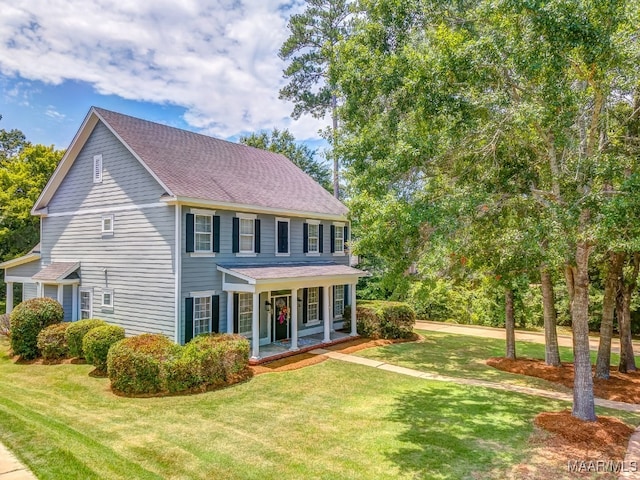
(239, 128, 332, 191)
(0, 114, 28, 163)
(279, 0, 352, 198)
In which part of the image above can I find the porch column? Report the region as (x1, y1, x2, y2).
(57, 284, 64, 305)
(290, 288, 299, 351)
(350, 283, 357, 336)
(329, 286, 335, 332)
(6, 282, 13, 314)
(323, 284, 331, 343)
(71, 285, 78, 321)
(227, 291, 234, 333)
(251, 292, 260, 359)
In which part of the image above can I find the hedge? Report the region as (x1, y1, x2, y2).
(108, 333, 250, 396)
(83, 325, 126, 374)
(10, 298, 64, 360)
(36, 323, 70, 361)
(65, 319, 107, 358)
(344, 300, 416, 339)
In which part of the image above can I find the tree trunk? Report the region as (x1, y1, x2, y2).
(595, 251, 624, 379)
(331, 94, 339, 199)
(540, 267, 561, 366)
(618, 253, 638, 374)
(569, 241, 596, 422)
(505, 288, 516, 360)
(564, 265, 575, 321)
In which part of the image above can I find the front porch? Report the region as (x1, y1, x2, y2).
(249, 330, 354, 365)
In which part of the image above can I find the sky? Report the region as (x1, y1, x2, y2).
(0, 0, 328, 152)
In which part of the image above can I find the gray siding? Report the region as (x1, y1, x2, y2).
(22, 283, 37, 301)
(63, 285, 73, 321)
(42, 121, 175, 337)
(5, 260, 41, 278)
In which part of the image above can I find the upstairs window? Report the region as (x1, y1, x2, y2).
(101, 289, 114, 308)
(186, 211, 220, 254)
(276, 218, 289, 255)
(232, 214, 260, 255)
(195, 214, 212, 252)
(102, 214, 114, 234)
(93, 155, 103, 183)
(331, 224, 346, 254)
(304, 221, 323, 254)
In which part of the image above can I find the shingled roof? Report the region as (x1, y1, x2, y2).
(92, 108, 347, 218)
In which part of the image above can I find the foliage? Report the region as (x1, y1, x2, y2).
(65, 319, 107, 358)
(36, 323, 70, 361)
(239, 128, 331, 191)
(0, 313, 10, 338)
(82, 325, 125, 374)
(0, 114, 28, 163)
(345, 300, 415, 339)
(9, 298, 63, 359)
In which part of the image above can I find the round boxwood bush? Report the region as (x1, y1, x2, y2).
(65, 319, 107, 358)
(36, 322, 70, 361)
(83, 325, 125, 374)
(10, 298, 64, 360)
(107, 334, 181, 395)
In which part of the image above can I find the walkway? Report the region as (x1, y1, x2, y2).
(0, 442, 36, 480)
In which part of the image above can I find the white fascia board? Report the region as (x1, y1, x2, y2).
(4, 276, 36, 283)
(217, 266, 257, 284)
(163, 196, 349, 222)
(0, 254, 41, 269)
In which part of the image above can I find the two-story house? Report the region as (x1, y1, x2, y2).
(1, 107, 365, 361)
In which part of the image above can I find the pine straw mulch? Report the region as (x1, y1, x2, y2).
(486, 357, 640, 404)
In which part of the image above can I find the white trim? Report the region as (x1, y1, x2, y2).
(93, 154, 103, 183)
(237, 212, 257, 220)
(332, 221, 346, 227)
(305, 219, 321, 225)
(101, 214, 114, 234)
(235, 253, 257, 258)
(163, 196, 348, 222)
(4, 276, 37, 283)
(79, 288, 93, 319)
(194, 213, 214, 253)
(40, 202, 167, 218)
(101, 289, 114, 308)
(189, 252, 216, 258)
(189, 290, 217, 297)
(72, 285, 79, 321)
(189, 208, 216, 216)
(0, 253, 41, 269)
(57, 284, 64, 305)
(306, 222, 321, 255)
(174, 204, 181, 342)
(237, 215, 256, 254)
(193, 295, 213, 336)
(6, 282, 13, 314)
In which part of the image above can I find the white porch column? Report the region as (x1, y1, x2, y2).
(350, 283, 358, 336)
(71, 285, 78, 321)
(6, 282, 13, 314)
(227, 291, 234, 334)
(36, 282, 43, 297)
(329, 286, 335, 332)
(290, 288, 298, 351)
(323, 285, 331, 343)
(251, 292, 260, 359)
(57, 284, 64, 305)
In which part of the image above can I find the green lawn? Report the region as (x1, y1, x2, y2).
(1, 337, 638, 480)
(355, 329, 640, 393)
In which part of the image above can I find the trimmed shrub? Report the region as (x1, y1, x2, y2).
(10, 298, 64, 360)
(344, 300, 416, 339)
(107, 334, 181, 395)
(83, 325, 125, 373)
(0, 313, 10, 339)
(36, 322, 70, 361)
(65, 319, 107, 358)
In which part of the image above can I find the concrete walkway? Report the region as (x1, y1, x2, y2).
(0, 442, 36, 480)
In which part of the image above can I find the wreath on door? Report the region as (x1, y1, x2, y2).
(276, 298, 289, 325)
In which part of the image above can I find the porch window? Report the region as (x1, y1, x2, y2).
(80, 289, 92, 319)
(334, 285, 345, 318)
(238, 292, 253, 335)
(195, 214, 212, 252)
(194, 296, 211, 335)
(307, 287, 319, 324)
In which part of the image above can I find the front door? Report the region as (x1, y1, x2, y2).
(273, 296, 290, 341)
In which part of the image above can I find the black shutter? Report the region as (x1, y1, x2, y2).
(303, 223, 309, 253)
(185, 297, 194, 343)
(213, 216, 221, 253)
(212, 295, 220, 333)
(278, 221, 288, 253)
(344, 226, 349, 251)
(233, 293, 239, 333)
(254, 219, 261, 253)
(319, 224, 324, 253)
(232, 217, 240, 253)
(319, 287, 324, 321)
(186, 214, 195, 253)
(344, 285, 349, 311)
(302, 288, 308, 324)
(330, 225, 335, 253)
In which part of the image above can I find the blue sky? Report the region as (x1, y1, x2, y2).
(0, 1, 327, 152)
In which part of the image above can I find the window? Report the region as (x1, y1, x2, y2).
(195, 214, 212, 252)
(240, 218, 254, 253)
(334, 225, 344, 253)
(80, 289, 92, 319)
(308, 224, 319, 253)
(334, 285, 345, 318)
(102, 214, 114, 234)
(276, 218, 289, 255)
(238, 293, 253, 336)
(307, 287, 319, 324)
(194, 296, 211, 336)
(101, 289, 113, 308)
(93, 155, 103, 183)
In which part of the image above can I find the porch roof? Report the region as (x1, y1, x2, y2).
(0, 244, 41, 269)
(217, 262, 367, 286)
(32, 262, 80, 283)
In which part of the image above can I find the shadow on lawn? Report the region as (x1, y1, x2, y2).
(386, 382, 552, 479)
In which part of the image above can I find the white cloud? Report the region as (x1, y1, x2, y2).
(0, 0, 327, 141)
(44, 106, 65, 120)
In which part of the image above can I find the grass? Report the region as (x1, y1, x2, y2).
(355, 329, 640, 393)
(2, 338, 638, 480)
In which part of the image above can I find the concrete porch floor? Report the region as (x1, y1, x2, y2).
(250, 330, 355, 365)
